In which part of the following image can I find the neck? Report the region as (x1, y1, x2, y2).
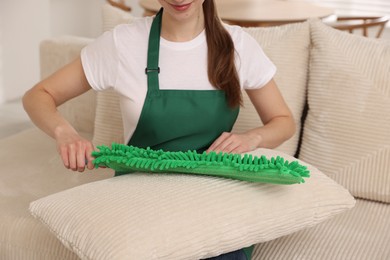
(160, 11, 205, 42)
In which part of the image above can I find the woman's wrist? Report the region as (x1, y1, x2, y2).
(53, 123, 78, 141)
(245, 130, 263, 150)
(245, 116, 295, 150)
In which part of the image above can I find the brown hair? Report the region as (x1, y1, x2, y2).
(203, 0, 241, 108)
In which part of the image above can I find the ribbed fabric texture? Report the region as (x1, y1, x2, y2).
(252, 199, 390, 260)
(299, 20, 390, 203)
(93, 88, 124, 146)
(30, 148, 355, 260)
(0, 217, 79, 260)
(0, 129, 111, 259)
(237, 23, 310, 156)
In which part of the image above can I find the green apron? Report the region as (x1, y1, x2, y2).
(119, 8, 253, 259)
(128, 9, 239, 152)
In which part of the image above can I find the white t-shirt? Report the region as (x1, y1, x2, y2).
(81, 16, 276, 143)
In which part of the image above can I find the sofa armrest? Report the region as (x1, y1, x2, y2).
(40, 35, 93, 79)
(39, 35, 97, 134)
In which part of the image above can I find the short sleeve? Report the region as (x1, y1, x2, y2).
(239, 31, 276, 90)
(81, 30, 119, 91)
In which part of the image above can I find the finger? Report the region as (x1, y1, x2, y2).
(59, 146, 70, 169)
(207, 132, 231, 152)
(230, 146, 246, 154)
(68, 144, 78, 171)
(212, 138, 235, 153)
(219, 142, 240, 154)
(85, 142, 95, 170)
(76, 142, 87, 172)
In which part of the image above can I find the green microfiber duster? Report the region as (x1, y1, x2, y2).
(92, 144, 310, 185)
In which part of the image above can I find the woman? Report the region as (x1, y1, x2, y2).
(23, 0, 295, 259)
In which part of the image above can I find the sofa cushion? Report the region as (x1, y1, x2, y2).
(237, 23, 310, 156)
(252, 199, 390, 260)
(92, 4, 310, 156)
(29, 149, 355, 260)
(0, 129, 112, 259)
(299, 20, 390, 203)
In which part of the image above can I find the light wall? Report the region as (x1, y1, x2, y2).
(0, 1, 388, 104)
(0, 0, 141, 104)
(0, 0, 50, 103)
(50, 0, 104, 38)
(0, 24, 4, 103)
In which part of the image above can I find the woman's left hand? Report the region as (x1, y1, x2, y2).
(207, 79, 295, 154)
(207, 132, 262, 154)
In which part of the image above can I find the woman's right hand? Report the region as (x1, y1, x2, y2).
(55, 126, 95, 172)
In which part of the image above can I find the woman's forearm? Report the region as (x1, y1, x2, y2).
(23, 57, 91, 140)
(23, 85, 77, 140)
(207, 79, 296, 155)
(23, 85, 95, 171)
(23, 57, 96, 171)
(207, 115, 295, 154)
(245, 114, 296, 149)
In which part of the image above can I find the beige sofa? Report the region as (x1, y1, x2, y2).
(1, 5, 389, 260)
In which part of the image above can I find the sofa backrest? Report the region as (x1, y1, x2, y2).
(298, 20, 390, 204)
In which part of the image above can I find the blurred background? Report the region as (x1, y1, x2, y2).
(0, 0, 388, 138)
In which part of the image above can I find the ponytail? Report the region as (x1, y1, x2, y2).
(203, 0, 241, 108)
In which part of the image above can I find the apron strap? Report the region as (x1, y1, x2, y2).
(145, 8, 163, 93)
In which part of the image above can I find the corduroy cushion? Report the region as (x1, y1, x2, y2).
(0, 129, 111, 259)
(29, 149, 355, 260)
(252, 199, 390, 260)
(92, 4, 310, 156)
(299, 20, 390, 203)
(234, 23, 310, 156)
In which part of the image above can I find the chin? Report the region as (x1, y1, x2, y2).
(159, 0, 203, 19)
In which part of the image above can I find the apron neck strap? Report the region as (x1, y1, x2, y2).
(145, 8, 163, 92)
